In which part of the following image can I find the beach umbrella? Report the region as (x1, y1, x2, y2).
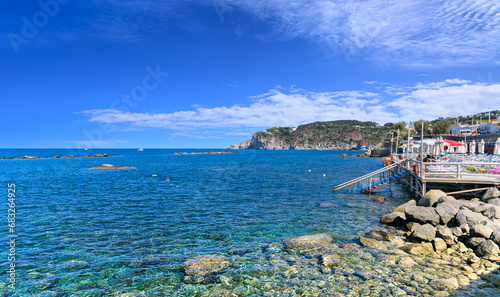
(494, 138, 500, 155)
(470, 140, 476, 154)
(478, 139, 485, 154)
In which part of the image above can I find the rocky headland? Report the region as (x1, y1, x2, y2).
(228, 120, 391, 150)
(88, 164, 135, 170)
(0, 153, 115, 160)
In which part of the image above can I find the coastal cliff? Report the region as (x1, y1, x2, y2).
(229, 120, 391, 150)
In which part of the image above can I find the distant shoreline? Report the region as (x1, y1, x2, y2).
(0, 154, 120, 160)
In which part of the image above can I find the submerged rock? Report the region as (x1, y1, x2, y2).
(319, 202, 336, 208)
(183, 255, 231, 276)
(89, 164, 135, 170)
(320, 254, 343, 267)
(359, 236, 382, 247)
(283, 234, 333, 251)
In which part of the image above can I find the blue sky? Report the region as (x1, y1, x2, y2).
(2, 0, 500, 148)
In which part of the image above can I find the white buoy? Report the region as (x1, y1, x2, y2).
(309, 169, 311, 172)
(323, 174, 326, 177)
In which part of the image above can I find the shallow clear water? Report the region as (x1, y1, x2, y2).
(0, 149, 491, 296)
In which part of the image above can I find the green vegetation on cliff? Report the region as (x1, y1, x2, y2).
(254, 120, 392, 148)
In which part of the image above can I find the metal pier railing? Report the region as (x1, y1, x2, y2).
(332, 161, 411, 194)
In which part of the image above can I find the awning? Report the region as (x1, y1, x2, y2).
(443, 139, 462, 146)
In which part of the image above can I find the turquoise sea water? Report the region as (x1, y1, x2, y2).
(0, 149, 489, 296)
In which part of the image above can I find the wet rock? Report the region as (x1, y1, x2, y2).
(482, 273, 500, 288)
(183, 255, 231, 276)
(467, 253, 480, 263)
(403, 242, 434, 255)
(364, 228, 396, 242)
(320, 254, 343, 267)
(283, 234, 333, 251)
(359, 236, 381, 247)
(475, 240, 500, 261)
(482, 187, 500, 202)
(433, 238, 447, 252)
(429, 278, 459, 290)
(435, 201, 460, 225)
(405, 206, 440, 226)
(456, 209, 488, 227)
(436, 225, 456, 246)
(483, 205, 500, 220)
(419, 190, 447, 207)
(470, 224, 493, 239)
(394, 199, 417, 213)
(396, 256, 416, 267)
(411, 224, 436, 242)
(319, 203, 336, 208)
(371, 196, 385, 202)
(467, 237, 486, 249)
(380, 212, 406, 225)
(340, 243, 359, 249)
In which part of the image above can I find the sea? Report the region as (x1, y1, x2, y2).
(0, 149, 495, 296)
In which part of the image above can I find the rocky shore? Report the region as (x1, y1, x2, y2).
(380, 187, 500, 292)
(173, 152, 231, 155)
(0, 153, 115, 160)
(228, 136, 374, 150)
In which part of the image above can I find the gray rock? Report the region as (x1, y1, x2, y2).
(482, 187, 500, 202)
(435, 201, 460, 225)
(436, 225, 456, 246)
(483, 205, 500, 220)
(380, 212, 406, 225)
(475, 240, 500, 261)
(460, 223, 470, 235)
(470, 224, 493, 239)
(436, 195, 456, 205)
(467, 253, 480, 263)
(450, 227, 463, 237)
(418, 189, 447, 207)
(488, 198, 500, 206)
(359, 236, 381, 247)
(491, 228, 500, 246)
(393, 200, 417, 213)
(364, 229, 396, 242)
(411, 223, 436, 242)
(406, 222, 420, 232)
(405, 206, 440, 226)
(482, 273, 500, 288)
(432, 238, 447, 252)
(466, 237, 486, 249)
(455, 209, 488, 227)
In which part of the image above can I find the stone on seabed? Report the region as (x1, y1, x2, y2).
(183, 255, 231, 276)
(283, 234, 333, 251)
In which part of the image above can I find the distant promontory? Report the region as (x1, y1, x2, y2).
(228, 120, 392, 150)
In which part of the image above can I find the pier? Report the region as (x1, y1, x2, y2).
(333, 155, 500, 199)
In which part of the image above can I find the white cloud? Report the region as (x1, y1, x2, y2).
(219, 0, 500, 68)
(78, 79, 500, 137)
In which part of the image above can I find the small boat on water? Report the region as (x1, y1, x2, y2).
(138, 148, 144, 151)
(84, 148, 88, 151)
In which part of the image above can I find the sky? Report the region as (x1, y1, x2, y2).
(2, 0, 500, 148)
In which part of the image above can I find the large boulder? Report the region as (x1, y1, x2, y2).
(436, 196, 456, 205)
(475, 240, 500, 261)
(418, 190, 447, 207)
(435, 201, 460, 225)
(393, 200, 417, 213)
(405, 206, 440, 226)
(482, 187, 500, 202)
(488, 198, 500, 206)
(380, 212, 406, 225)
(436, 225, 455, 246)
(466, 237, 486, 249)
(403, 242, 435, 255)
(470, 224, 493, 239)
(483, 205, 500, 220)
(183, 255, 231, 276)
(410, 224, 436, 242)
(491, 228, 500, 246)
(455, 209, 488, 227)
(283, 234, 333, 251)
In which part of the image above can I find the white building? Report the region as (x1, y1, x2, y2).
(477, 120, 499, 134)
(449, 124, 478, 135)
